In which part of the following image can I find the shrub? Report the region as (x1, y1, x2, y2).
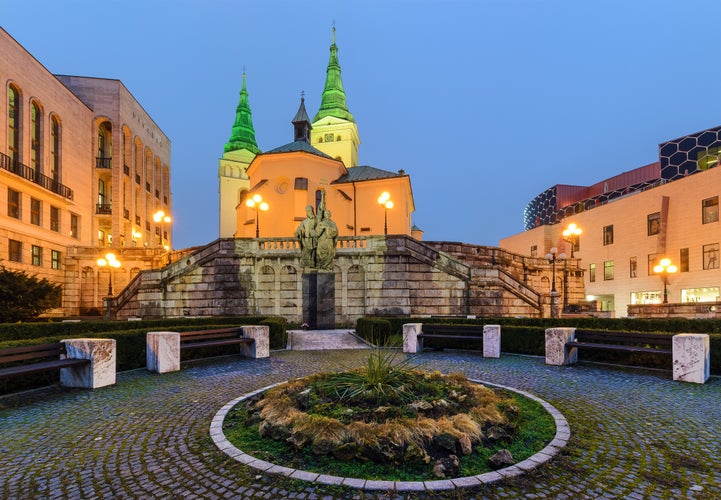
(0, 266, 62, 322)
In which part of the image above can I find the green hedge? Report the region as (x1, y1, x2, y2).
(360, 316, 721, 375)
(0, 317, 287, 395)
(355, 317, 393, 345)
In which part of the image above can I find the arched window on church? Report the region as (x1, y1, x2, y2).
(315, 189, 323, 212)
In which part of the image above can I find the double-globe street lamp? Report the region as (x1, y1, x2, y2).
(562, 223, 582, 258)
(97, 252, 121, 296)
(653, 258, 678, 304)
(153, 210, 172, 250)
(378, 192, 394, 235)
(246, 194, 269, 238)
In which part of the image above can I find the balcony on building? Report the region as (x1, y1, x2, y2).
(0, 151, 73, 200)
(96, 203, 112, 215)
(96, 157, 112, 169)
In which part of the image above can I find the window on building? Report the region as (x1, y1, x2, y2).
(8, 85, 20, 163)
(603, 225, 614, 245)
(8, 188, 21, 219)
(604, 260, 614, 280)
(702, 196, 719, 224)
(589, 263, 596, 283)
(31, 245, 42, 266)
(31, 198, 41, 226)
(51, 250, 61, 270)
(31, 102, 41, 172)
(294, 177, 308, 190)
(98, 230, 105, 246)
(630, 257, 637, 278)
(50, 206, 60, 232)
(315, 189, 323, 212)
(50, 115, 60, 181)
(648, 253, 659, 275)
(98, 179, 106, 206)
(530, 245, 537, 257)
(70, 213, 79, 239)
(647, 212, 660, 235)
(9, 240, 22, 262)
(703, 243, 719, 270)
(631, 291, 662, 305)
(680, 248, 689, 272)
(682, 287, 720, 303)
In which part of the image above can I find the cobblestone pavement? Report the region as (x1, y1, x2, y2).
(1, 350, 719, 499)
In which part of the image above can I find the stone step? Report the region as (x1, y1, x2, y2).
(287, 330, 370, 351)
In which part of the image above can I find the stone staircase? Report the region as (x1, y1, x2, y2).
(287, 330, 370, 351)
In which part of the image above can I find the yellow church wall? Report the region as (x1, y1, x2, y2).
(311, 116, 360, 168)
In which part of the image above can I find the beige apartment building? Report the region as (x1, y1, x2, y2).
(501, 125, 721, 318)
(0, 27, 171, 316)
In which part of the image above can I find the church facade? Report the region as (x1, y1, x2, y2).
(218, 29, 418, 241)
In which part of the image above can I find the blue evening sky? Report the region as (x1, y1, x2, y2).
(4, 0, 720, 250)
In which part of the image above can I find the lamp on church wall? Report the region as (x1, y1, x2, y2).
(246, 194, 269, 238)
(378, 192, 394, 235)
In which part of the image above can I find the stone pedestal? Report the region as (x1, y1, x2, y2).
(545, 328, 577, 365)
(403, 323, 423, 353)
(302, 272, 335, 329)
(241, 325, 270, 358)
(60, 338, 116, 388)
(147, 331, 180, 373)
(672, 334, 710, 384)
(483, 324, 501, 358)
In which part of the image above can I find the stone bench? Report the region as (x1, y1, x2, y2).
(146, 326, 270, 373)
(544, 327, 710, 384)
(0, 339, 116, 389)
(402, 323, 501, 358)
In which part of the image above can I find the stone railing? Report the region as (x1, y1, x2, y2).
(254, 236, 370, 251)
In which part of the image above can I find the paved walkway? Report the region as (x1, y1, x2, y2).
(287, 329, 370, 350)
(1, 349, 719, 499)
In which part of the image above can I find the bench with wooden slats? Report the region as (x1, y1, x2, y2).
(417, 324, 485, 349)
(0, 342, 90, 380)
(180, 327, 254, 351)
(566, 330, 673, 356)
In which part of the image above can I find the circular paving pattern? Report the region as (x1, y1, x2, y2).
(1, 350, 719, 499)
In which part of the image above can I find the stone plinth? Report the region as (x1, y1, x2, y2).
(483, 324, 501, 358)
(60, 338, 116, 388)
(146, 331, 180, 373)
(403, 323, 423, 353)
(302, 272, 335, 329)
(545, 328, 576, 366)
(672, 334, 710, 384)
(240, 325, 270, 358)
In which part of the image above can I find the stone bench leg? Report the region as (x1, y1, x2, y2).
(545, 328, 577, 366)
(483, 324, 501, 358)
(147, 331, 181, 373)
(673, 334, 710, 384)
(241, 326, 270, 358)
(403, 323, 423, 353)
(60, 338, 116, 389)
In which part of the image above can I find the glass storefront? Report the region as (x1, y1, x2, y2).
(631, 291, 662, 304)
(681, 287, 720, 303)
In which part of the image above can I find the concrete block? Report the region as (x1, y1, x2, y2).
(241, 325, 270, 358)
(403, 323, 423, 353)
(60, 338, 116, 388)
(545, 328, 576, 365)
(146, 331, 180, 373)
(673, 334, 710, 384)
(483, 324, 501, 358)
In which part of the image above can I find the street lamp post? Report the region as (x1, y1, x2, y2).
(545, 247, 566, 318)
(246, 194, 269, 238)
(562, 223, 582, 258)
(153, 210, 172, 250)
(377, 192, 394, 235)
(653, 258, 677, 304)
(96, 252, 121, 296)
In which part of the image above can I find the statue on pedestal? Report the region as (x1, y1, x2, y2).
(294, 189, 337, 270)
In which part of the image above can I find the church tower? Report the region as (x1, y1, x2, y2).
(219, 73, 260, 237)
(311, 27, 360, 168)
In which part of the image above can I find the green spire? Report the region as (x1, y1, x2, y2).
(224, 72, 261, 154)
(313, 26, 355, 123)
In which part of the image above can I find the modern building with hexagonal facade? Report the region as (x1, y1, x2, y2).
(501, 124, 721, 318)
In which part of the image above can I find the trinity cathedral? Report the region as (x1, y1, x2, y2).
(218, 28, 420, 241)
